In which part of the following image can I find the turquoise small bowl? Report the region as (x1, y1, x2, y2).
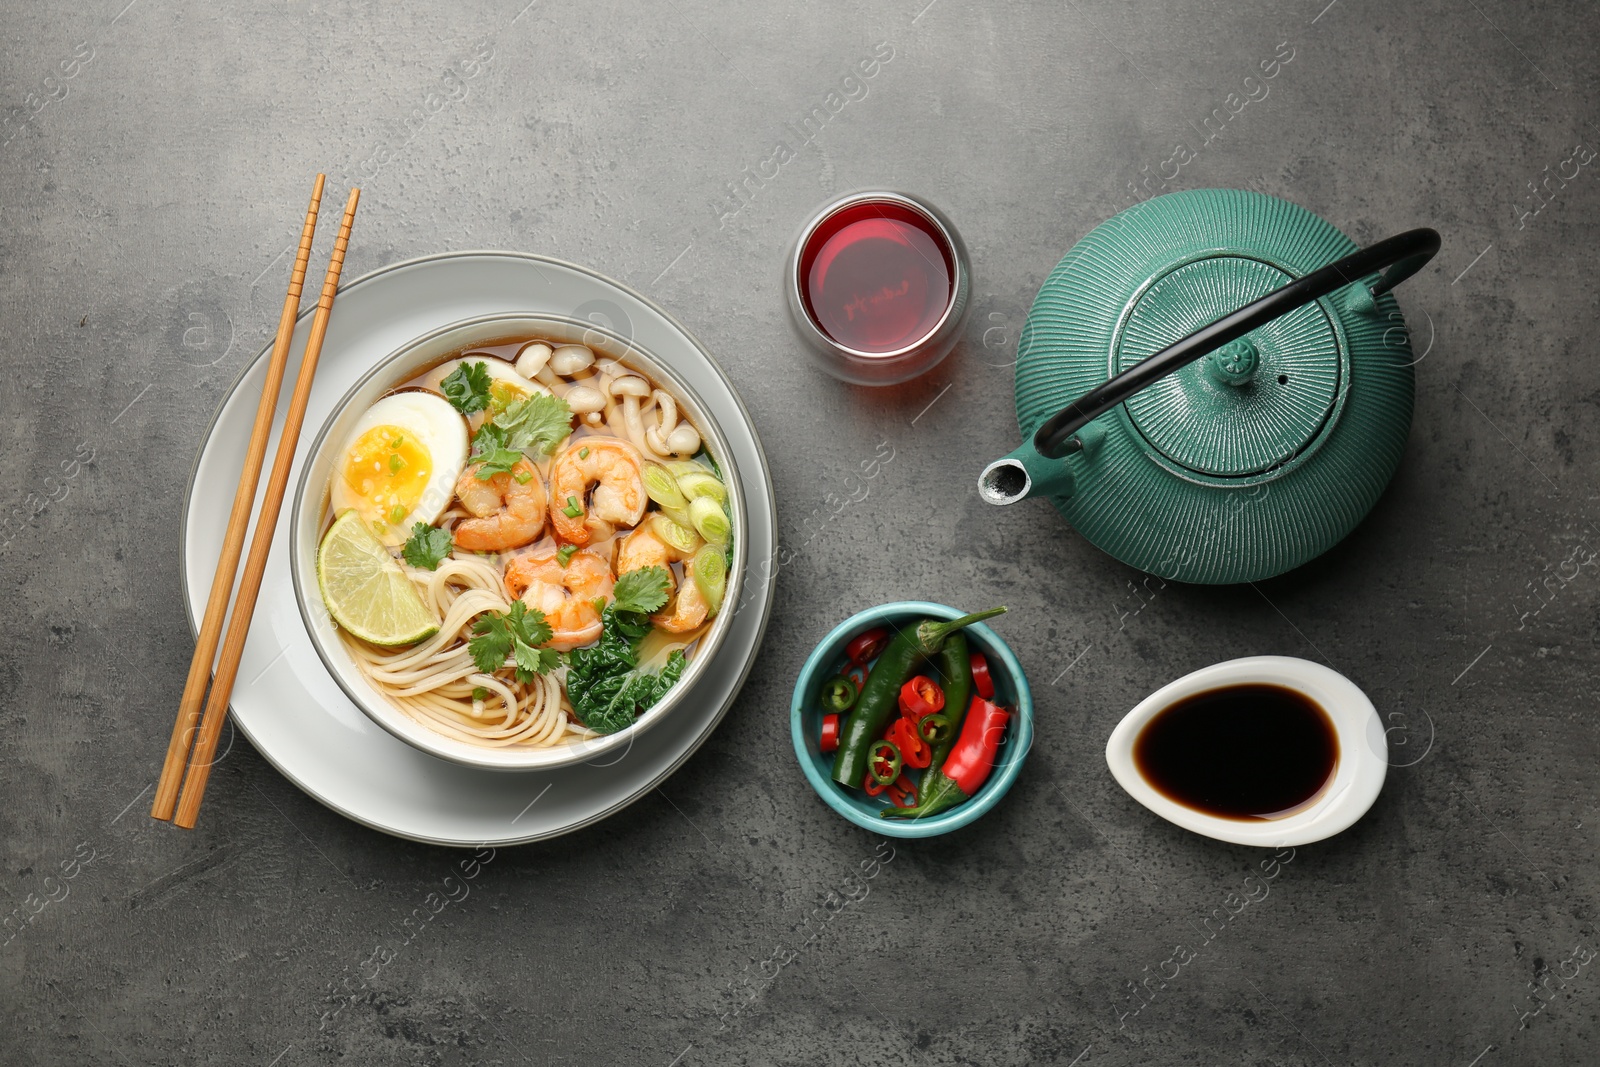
(790, 601, 1034, 838)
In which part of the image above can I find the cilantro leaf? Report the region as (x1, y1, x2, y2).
(612, 566, 671, 615)
(468, 601, 557, 682)
(401, 523, 453, 570)
(441, 361, 493, 415)
(470, 422, 525, 480)
(495, 392, 573, 456)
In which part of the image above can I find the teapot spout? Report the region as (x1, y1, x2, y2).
(979, 443, 1076, 505)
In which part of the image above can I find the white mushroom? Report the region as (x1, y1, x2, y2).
(644, 389, 701, 457)
(550, 344, 595, 378)
(608, 375, 652, 452)
(665, 422, 701, 456)
(514, 342, 552, 380)
(583, 410, 605, 428)
(565, 384, 606, 414)
(645, 389, 678, 457)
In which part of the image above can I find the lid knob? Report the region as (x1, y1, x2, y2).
(1206, 338, 1259, 387)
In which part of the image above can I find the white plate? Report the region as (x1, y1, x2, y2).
(181, 252, 776, 846)
(1105, 656, 1387, 847)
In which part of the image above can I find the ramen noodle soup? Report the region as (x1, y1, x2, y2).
(314, 334, 732, 748)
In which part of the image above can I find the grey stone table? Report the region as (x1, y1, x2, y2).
(4, 0, 1598, 1063)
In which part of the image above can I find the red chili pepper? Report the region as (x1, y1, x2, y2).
(863, 770, 888, 797)
(942, 697, 1011, 796)
(820, 713, 840, 753)
(970, 652, 995, 700)
(845, 626, 890, 665)
(897, 675, 945, 721)
(887, 771, 918, 808)
(886, 717, 931, 769)
(845, 663, 869, 693)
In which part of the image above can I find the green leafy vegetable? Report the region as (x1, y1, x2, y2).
(468, 601, 559, 682)
(612, 565, 671, 615)
(470, 422, 526, 480)
(401, 523, 453, 570)
(441, 361, 493, 415)
(495, 393, 573, 456)
(566, 602, 687, 734)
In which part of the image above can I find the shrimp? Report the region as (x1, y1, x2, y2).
(550, 437, 646, 546)
(503, 547, 615, 650)
(616, 524, 689, 579)
(652, 561, 708, 633)
(453, 458, 547, 552)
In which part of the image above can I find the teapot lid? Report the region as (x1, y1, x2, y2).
(1114, 254, 1346, 477)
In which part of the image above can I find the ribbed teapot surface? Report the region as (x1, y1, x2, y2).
(1014, 190, 1415, 583)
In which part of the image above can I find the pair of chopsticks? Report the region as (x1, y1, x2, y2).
(151, 175, 361, 829)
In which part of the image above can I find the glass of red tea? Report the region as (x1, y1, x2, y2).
(787, 191, 970, 386)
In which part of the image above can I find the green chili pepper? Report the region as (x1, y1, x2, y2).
(820, 675, 857, 713)
(918, 712, 954, 746)
(868, 739, 902, 785)
(830, 608, 1005, 788)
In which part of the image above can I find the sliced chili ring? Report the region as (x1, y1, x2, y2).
(970, 652, 995, 700)
(820, 713, 840, 753)
(863, 770, 888, 797)
(867, 739, 902, 785)
(888, 771, 919, 807)
(898, 675, 945, 720)
(888, 717, 931, 769)
(845, 626, 890, 665)
(845, 663, 869, 693)
(917, 712, 954, 746)
(820, 675, 857, 713)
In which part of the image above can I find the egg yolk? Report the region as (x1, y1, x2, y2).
(340, 425, 433, 529)
(488, 379, 526, 416)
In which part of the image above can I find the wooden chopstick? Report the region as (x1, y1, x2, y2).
(169, 186, 362, 829)
(151, 174, 326, 822)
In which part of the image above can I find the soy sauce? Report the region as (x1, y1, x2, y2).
(799, 199, 953, 354)
(1132, 684, 1338, 820)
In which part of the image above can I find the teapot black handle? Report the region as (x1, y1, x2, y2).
(1032, 227, 1442, 459)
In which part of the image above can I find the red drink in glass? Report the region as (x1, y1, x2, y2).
(787, 192, 970, 385)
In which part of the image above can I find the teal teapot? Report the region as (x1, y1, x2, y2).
(981, 190, 1439, 584)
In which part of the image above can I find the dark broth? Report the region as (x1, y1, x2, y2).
(1132, 684, 1338, 820)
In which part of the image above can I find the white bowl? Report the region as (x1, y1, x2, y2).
(1105, 656, 1387, 847)
(290, 313, 745, 772)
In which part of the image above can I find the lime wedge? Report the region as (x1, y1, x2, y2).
(317, 510, 439, 646)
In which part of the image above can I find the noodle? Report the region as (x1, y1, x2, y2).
(344, 555, 594, 748)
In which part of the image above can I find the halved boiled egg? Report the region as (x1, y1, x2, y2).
(424, 356, 551, 430)
(329, 391, 468, 547)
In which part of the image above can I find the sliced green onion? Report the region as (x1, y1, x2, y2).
(514, 468, 534, 484)
(579, 446, 590, 460)
(650, 512, 701, 557)
(562, 495, 584, 518)
(641, 464, 688, 510)
(659, 504, 695, 530)
(687, 496, 730, 545)
(675, 470, 727, 505)
(691, 543, 727, 616)
(556, 544, 578, 566)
